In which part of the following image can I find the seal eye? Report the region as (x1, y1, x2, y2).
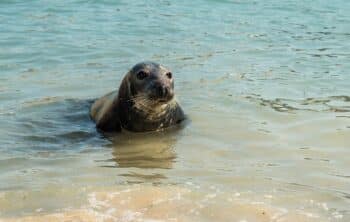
(136, 71, 149, 80)
(166, 72, 172, 79)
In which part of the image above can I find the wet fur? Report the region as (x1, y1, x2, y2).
(90, 70, 185, 132)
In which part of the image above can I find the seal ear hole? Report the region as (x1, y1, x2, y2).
(136, 71, 149, 80)
(166, 72, 172, 79)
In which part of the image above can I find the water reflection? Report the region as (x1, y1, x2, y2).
(101, 129, 181, 170)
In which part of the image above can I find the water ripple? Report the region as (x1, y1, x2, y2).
(247, 95, 350, 114)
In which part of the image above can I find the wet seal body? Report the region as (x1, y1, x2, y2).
(90, 62, 185, 132)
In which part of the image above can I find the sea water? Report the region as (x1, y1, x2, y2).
(0, 0, 349, 221)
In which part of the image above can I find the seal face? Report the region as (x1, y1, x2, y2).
(90, 62, 185, 132)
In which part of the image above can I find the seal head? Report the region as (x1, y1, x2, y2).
(126, 62, 174, 106)
(90, 62, 185, 132)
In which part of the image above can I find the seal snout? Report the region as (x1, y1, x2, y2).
(153, 82, 174, 102)
(156, 85, 169, 98)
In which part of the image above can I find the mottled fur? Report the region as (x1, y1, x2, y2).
(90, 62, 185, 132)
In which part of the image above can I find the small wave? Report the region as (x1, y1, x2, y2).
(246, 95, 350, 114)
(0, 185, 335, 222)
(6, 98, 101, 152)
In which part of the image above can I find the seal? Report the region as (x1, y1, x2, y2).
(90, 62, 185, 132)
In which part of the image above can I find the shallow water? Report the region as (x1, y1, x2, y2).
(1, 0, 350, 221)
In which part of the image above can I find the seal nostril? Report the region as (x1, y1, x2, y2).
(157, 85, 168, 98)
(157, 85, 163, 97)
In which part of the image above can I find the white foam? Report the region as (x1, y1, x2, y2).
(299, 211, 320, 219)
(264, 194, 273, 199)
(35, 208, 43, 212)
(321, 203, 329, 211)
(271, 207, 288, 221)
(205, 193, 217, 199)
(87, 192, 110, 209)
(120, 210, 142, 222)
(332, 211, 343, 219)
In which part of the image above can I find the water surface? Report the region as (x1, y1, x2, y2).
(0, 0, 350, 221)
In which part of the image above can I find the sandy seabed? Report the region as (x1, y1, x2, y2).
(0, 185, 328, 222)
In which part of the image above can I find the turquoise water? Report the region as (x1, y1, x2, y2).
(1, 0, 350, 221)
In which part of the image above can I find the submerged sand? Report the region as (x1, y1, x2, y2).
(1, 185, 329, 222)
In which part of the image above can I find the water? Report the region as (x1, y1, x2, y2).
(1, 0, 350, 221)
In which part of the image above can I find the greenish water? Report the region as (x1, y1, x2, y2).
(0, 0, 349, 221)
